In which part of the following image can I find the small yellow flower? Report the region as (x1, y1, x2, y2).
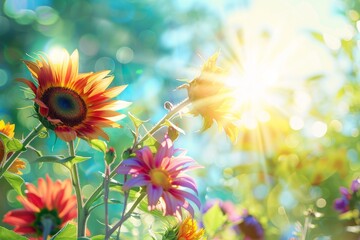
(0, 120, 26, 174)
(0, 120, 15, 138)
(185, 52, 239, 142)
(177, 216, 205, 240)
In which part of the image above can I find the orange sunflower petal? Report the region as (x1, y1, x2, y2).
(55, 126, 77, 142)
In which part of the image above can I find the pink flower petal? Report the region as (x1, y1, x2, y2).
(162, 191, 179, 216)
(123, 175, 149, 190)
(170, 188, 201, 209)
(117, 158, 146, 174)
(154, 137, 174, 167)
(136, 147, 154, 168)
(171, 176, 198, 194)
(147, 184, 163, 209)
(167, 156, 196, 173)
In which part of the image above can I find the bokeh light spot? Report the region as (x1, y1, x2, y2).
(95, 57, 115, 72)
(311, 121, 327, 138)
(279, 191, 297, 209)
(82, 184, 95, 199)
(0, 69, 9, 88)
(36, 6, 59, 25)
(289, 116, 304, 130)
(316, 198, 326, 208)
(15, 9, 36, 25)
(79, 34, 100, 56)
(116, 47, 134, 64)
(6, 189, 18, 205)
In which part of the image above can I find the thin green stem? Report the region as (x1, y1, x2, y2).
(0, 123, 43, 178)
(136, 97, 190, 148)
(301, 216, 312, 240)
(83, 98, 191, 214)
(105, 192, 146, 239)
(104, 165, 110, 234)
(68, 141, 85, 237)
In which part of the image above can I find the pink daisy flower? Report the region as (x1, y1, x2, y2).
(117, 136, 201, 217)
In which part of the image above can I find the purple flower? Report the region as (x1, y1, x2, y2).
(351, 178, 360, 193)
(239, 216, 264, 240)
(238, 214, 264, 240)
(333, 187, 351, 213)
(333, 197, 349, 213)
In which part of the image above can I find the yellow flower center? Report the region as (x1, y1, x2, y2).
(41, 87, 87, 126)
(149, 168, 172, 190)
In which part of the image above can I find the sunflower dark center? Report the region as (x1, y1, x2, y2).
(41, 87, 87, 127)
(33, 208, 62, 236)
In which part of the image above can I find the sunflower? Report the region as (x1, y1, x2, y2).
(3, 175, 77, 239)
(184, 52, 239, 142)
(0, 120, 26, 174)
(19, 49, 130, 142)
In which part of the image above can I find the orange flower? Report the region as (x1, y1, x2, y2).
(3, 175, 77, 239)
(177, 216, 205, 240)
(185, 52, 239, 142)
(162, 216, 205, 240)
(19, 49, 130, 142)
(0, 120, 25, 174)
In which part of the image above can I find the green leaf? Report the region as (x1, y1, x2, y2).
(68, 155, 91, 165)
(50, 222, 76, 240)
(142, 135, 159, 153)
(34, 155, 91, 167)
(3, 172, 24, 196)
(91, 235, 106, 240)
(6, 138, 23, 152)
(108, 198, 122, 204)
(34, 155, 67, 163)
(203, 204, 227, 237)
(310, 31, 324, 43)
(306, 74, 324, 82)
(128, 112, 146, 128)
(0, 226, 28, 240)
(163, 120, 185, 135)
(88, 139, 107, 153)
(0, 133, 23, 153)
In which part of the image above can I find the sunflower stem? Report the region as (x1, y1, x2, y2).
(0, 123, 43, 178)
(84, 98, 191, 229)
(105, 192, 146, 239)
(68, 141, 85, 237)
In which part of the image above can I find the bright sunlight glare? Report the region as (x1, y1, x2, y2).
(48, 47, 69, 64)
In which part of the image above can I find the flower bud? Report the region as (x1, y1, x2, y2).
(105, 147, 117, 165)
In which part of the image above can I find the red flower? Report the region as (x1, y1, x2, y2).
(3, 175, 77, 239)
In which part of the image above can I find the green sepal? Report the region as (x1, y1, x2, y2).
(88, 139, 107, 153)
(3, 171, 24, 196)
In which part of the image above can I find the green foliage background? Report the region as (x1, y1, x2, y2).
(1, 0, 360, 239)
